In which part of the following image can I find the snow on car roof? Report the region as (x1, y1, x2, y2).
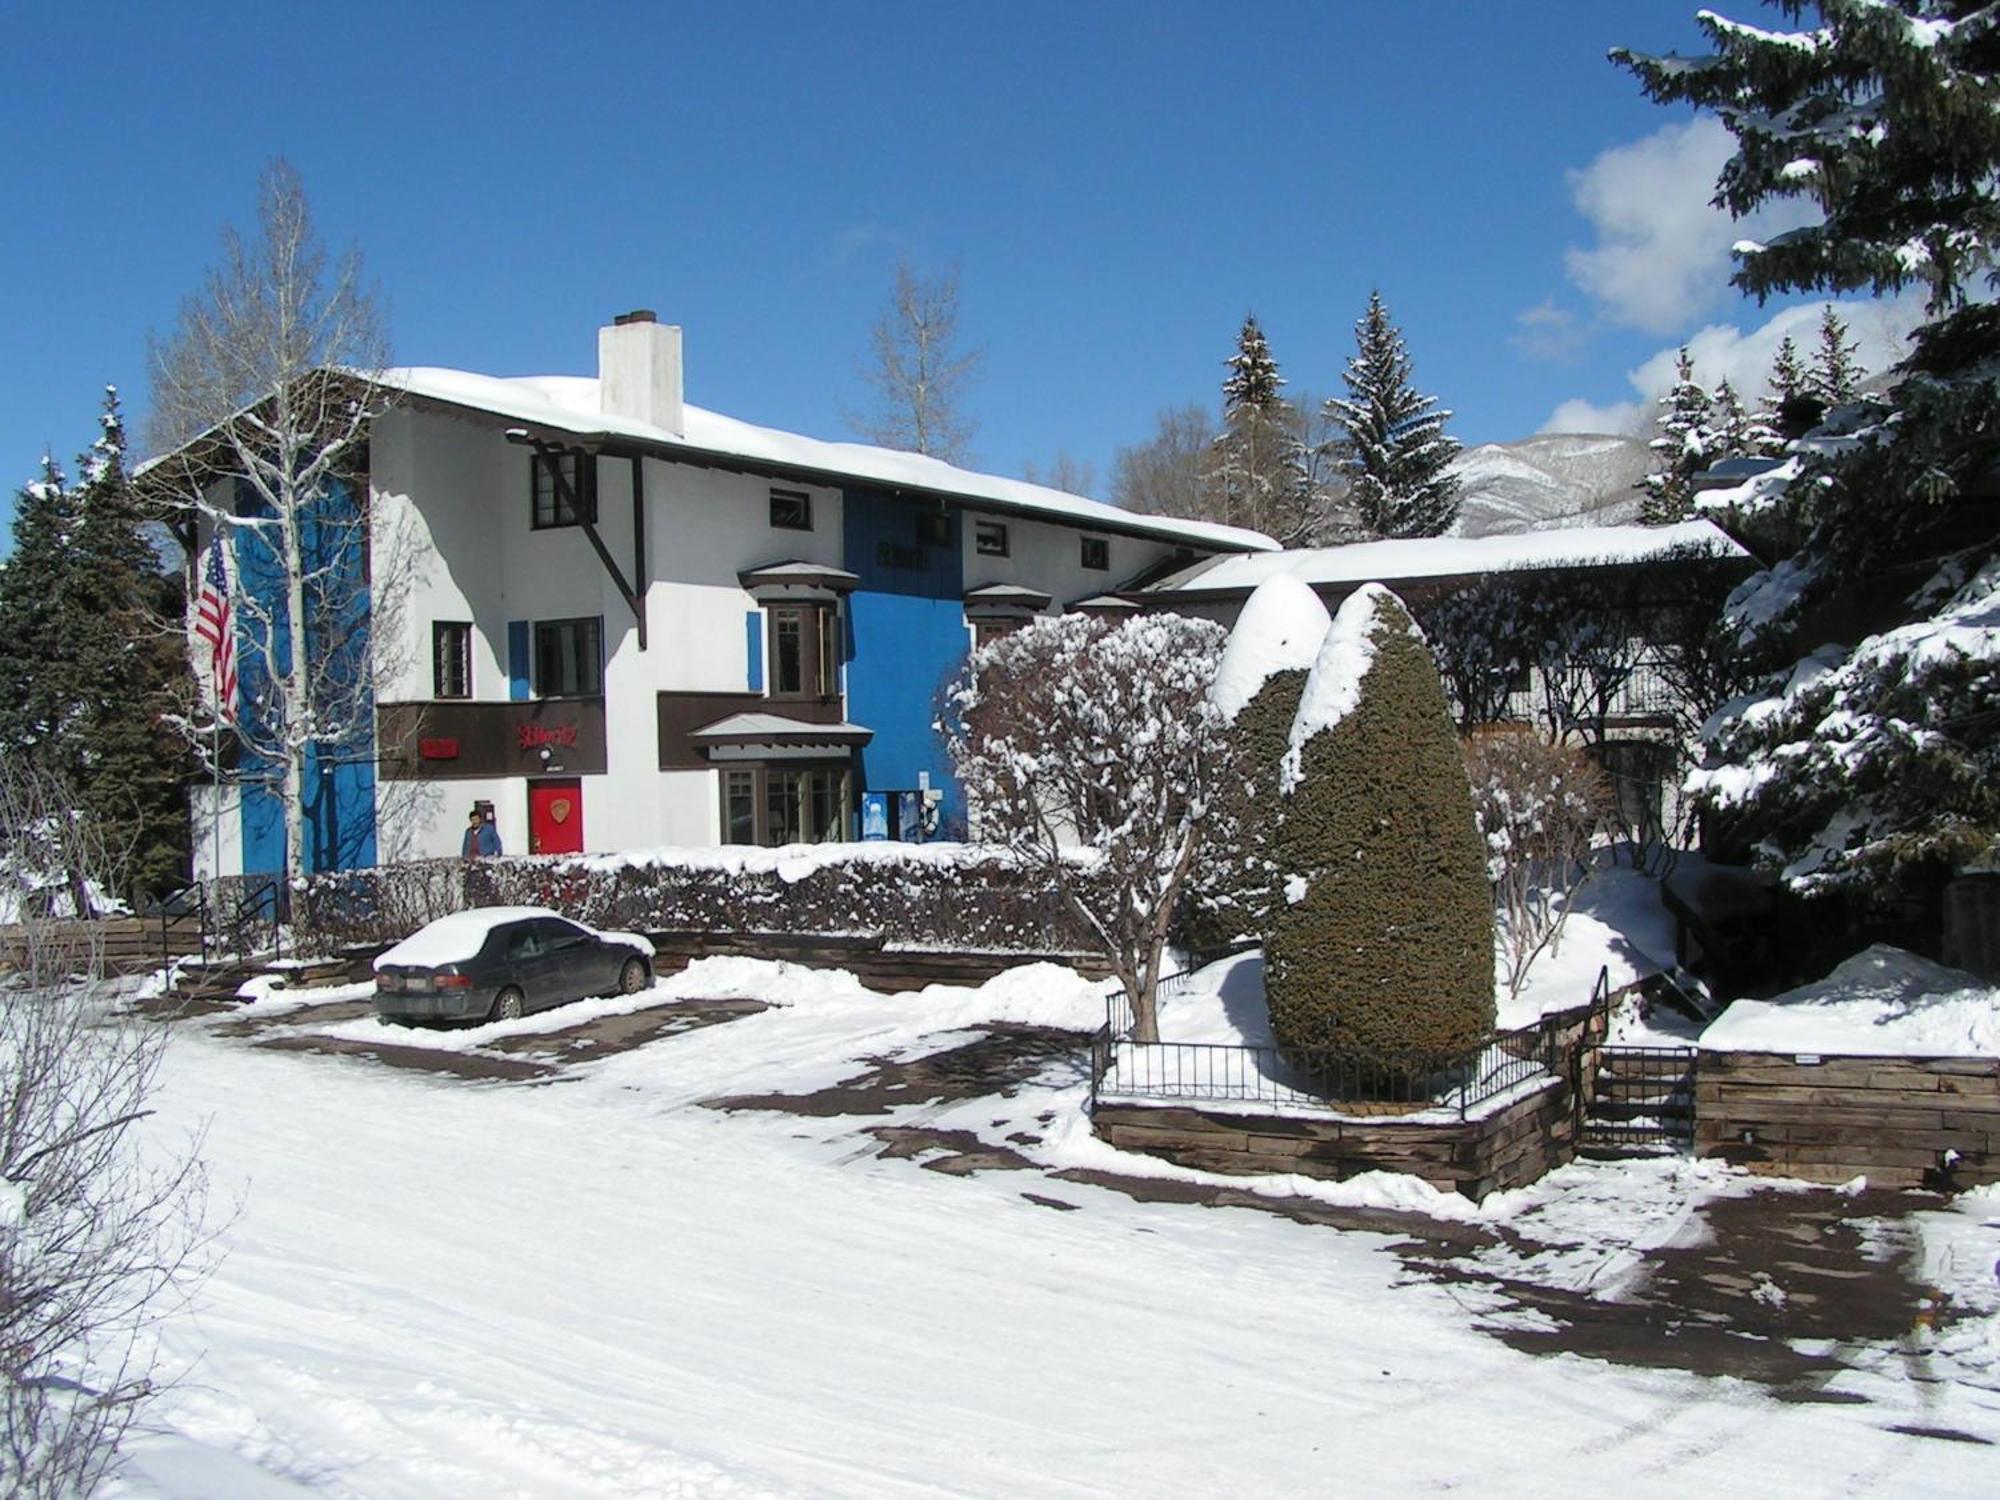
(374, 906, 565, 969)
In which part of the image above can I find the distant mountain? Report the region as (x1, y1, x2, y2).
(1447, 433, 1651, 536)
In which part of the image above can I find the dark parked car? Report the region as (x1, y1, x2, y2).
(373, 905, 653, 1024)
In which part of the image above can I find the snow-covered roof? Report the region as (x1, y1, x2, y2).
(1701, 945, 2000, 1058)
(1146, 519, 1747, 597)
(374, 906, 562, 969)
(384, 367, 1278, 555)
(1070, 594, 1140, 612)
(1211, 574, 1330, 723)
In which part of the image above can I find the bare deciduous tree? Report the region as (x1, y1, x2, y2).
(1019, 451, 1098, 497)
(146, 158, 416, 885)
(1110, 403, 1218, 522)
(0, 764, 214, 1498)
(944, 614, 1229, 1042)
(854, 259, 980, 464)
(1463, 730, 1609, 999)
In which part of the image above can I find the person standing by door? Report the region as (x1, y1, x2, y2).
(462, 807, 502, 858)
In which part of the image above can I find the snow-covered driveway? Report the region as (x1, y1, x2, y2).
(112, 961, 2000, 1497)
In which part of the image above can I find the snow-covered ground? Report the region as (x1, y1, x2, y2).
(1704, 944, 2000, 1056)
(98, 941, 2000, 1497)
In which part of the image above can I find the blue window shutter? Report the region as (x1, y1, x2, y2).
(507, 621, 530, 700)
(745, 611, 764, 692)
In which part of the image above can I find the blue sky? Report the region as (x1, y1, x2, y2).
(3, 1, 1913, 535)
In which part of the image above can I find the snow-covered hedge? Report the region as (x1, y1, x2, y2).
(274, 844, 1105, 956)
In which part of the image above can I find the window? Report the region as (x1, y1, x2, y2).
(769, 488, 812, 531)
(432, 621, 471, 699)
(1080, 537, 1109, 571)
(532, 616, 603, 697)
(531, 450, 596, 529)
(768, 604, 839, 699)
(915, 510, 951, 546)
(972, 618, 1026, 651)
(722, 766, 851, 846)
(724, 769, 757, 845)
(974, 519, 1009, 557)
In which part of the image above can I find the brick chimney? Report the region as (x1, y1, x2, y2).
(598, 310, 684, 436)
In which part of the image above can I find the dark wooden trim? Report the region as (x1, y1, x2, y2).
(378, 697, 607, 779)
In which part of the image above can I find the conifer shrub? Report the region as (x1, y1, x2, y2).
(1266, 586, 1494, 1070)
(1182, 666, 1311, 950)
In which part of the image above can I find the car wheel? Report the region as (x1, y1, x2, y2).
(492, 986, 525, 1022)
(618, 957, 650, 995)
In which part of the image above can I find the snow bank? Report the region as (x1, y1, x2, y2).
(1210, 575, 1330, 723)
(1494, 863, 1678, 1030)
(1702, 945, 2000, 1057)
(1280, 582, 1402, 793)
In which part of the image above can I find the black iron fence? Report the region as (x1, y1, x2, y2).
(1091, 962, 1606, 1122)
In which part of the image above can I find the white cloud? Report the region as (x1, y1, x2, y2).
(1540, 398, 1647, 437)
(1510, 300, 1589, 363)
(1561, 117, 1818, 335)
(1538, 295, 1929, 435)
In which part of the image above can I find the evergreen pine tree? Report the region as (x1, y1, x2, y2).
(0, 391, 189, 904)
(1617, 3, 2000, 929)
(1324, 292, 1461, 539)
(1211, 314, 1303, 541)
(1811, 306, 1864, 405)
(1767, 334, 1807, 409)
(1712, 377, 1777, 459)
(1640, 349, 1713, 525)
(0, 456, 80, 759)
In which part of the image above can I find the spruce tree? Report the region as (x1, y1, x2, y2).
(1767, 334, 1808, 409)
(1811, 306, 1864, 405)
(1211, 314, 1305, 542)
(1617, 3, 2000, 931)
(1640, 349, 1712, 525)
(0, 391, 189, 904)
(1324, 291, 1461, 539)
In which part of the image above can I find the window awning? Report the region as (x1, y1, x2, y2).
(963, 581, 1052, 617)
(691, 712, 874, 761)
(738, 560, 861, 603)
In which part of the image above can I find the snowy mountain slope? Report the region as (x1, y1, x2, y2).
(1449, 433, 1651, 536)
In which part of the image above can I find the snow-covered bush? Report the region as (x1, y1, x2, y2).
(1463, 729, 1610, 999)
(0, 766, 213, 1498)
(944, 612, 1229, 1042)
(1183, 576, 1330, 948)
(1267, 586, 1494, 1069)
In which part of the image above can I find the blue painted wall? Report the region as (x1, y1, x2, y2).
(230, 478, 378, 876)
(840, 488, 966, 834)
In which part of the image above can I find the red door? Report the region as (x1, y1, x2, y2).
(528, 779, 584, 855)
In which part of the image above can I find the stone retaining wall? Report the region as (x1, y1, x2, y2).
(1092, 1078, 1575, 1202)
(1695, 1051, 2000, 1189)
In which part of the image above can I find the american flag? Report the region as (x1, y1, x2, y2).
(193, 535, 236, 723)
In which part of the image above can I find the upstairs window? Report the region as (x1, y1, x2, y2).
(531, 450, 596, 530)
(1080, 536, 1110, 571)
(974, 519, 1009, 557)
(532, 616, 603, 697)
(433, 621, 471, 699)
(769, 604, 839, 699)
(769, 488, 812, 531)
